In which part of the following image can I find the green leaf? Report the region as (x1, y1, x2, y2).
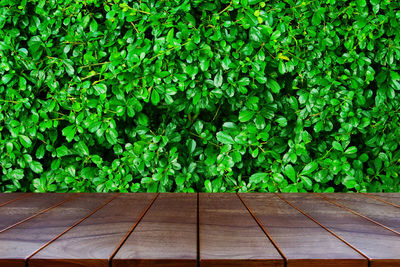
(151, 89, 160, 105)
(345, 146, 357, 155)
(205, 180, 212, 192)
(301, 176, 312, 188)
(62, 125, 76, 142)
(19, 135, 32, 148)
(357, 0, 366, 7)
(36, 144, 45, 159)
(239, 110, 255, 122)
(284, 165, 296, 183)
(2, 74, 14, 84)
(167, 28, 174, 44)
(249, 172, 267, 184)
(216, 131, 235, 144)
(9, 169, 24, 180)
(267, 79, 281, 93)
(301, 161, 318, 176)
(56, 146, 69, 157)
(77, 141, 89, 156)
(249, 27, 262, 42)
(214, 70, 223, 87)
(106, 128, 118, 145)
(29, 161, 43, 174)
(237, 77, 250, 86)
(27, 36, 42, 52)
(332, 141, 343, 152)
(93, 83, 107, 95)
(193, 121, 203, 134)
(276, 117, 287, 127)
(188, 139, 196, 154)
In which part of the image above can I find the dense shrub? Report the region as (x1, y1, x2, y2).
(1, 0, 400, 193)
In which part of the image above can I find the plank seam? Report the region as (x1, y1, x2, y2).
(0, 194, 79, 234)
(108, 193, 159, 266)
(276, 193, 370, 264)
(363, 193, 400, 209)
(0, 193, 32, 208)
(317, 193, 400, 237)
(237, 193, 287, 267)
(26, 193, 120, 264)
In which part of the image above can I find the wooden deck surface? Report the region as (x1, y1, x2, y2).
(0, 193, 399, 267)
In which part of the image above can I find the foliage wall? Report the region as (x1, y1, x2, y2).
(1, 0, 400, 192)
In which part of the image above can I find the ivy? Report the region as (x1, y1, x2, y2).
(0, 0, 400, 193)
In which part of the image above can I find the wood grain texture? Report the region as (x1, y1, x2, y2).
(199, 193, 283, 267)
(368, 193, 400, 208)
(0, 193, 74, 232)
(0, 193, 29, 207)
(321, 193, 400, 234)
(112, 193, 197, 267)
(239, 193, 367, 267)
(281, 193, 400, 267)
(29, 193, 156, 267)
(0, 193, 117, 267)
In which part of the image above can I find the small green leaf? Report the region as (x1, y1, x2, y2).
(249, 172, 268, 184)
(214, 70, 223, 87)
(62, 125, 76, 142)
(276, 117, 287, 127)
(301, 176, 312, 188)
(56, 146, 69, 157)
(205, 180, 212, 192)
(167, 28, 174, 44)
(106, 128, 118, 145)
(36, 144, 45, 159)
(19, 135, 32, 148)
(284, 164, 296, 183)
(267, 79, 281, 93)
(332, 141, 343, 152)
(77, 141, 89, 156)
(237, 77, 250, 86)
(151, 89, 160, 105)
(301, 161, 318, 176)
(216, 131, 235, 144)
(345, 146, 357, 154)
(239, 110, 255, 122)
(29, 161, 43, 174)
(93, 83, 107, 95)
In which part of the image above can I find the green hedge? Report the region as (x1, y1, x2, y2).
(1, 0, 400, 193)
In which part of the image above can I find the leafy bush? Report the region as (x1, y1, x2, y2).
(1, 0, 400, 193)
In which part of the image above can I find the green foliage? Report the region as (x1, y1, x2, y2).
(1, 0, 400, 193)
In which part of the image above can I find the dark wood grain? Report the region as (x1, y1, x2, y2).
(0, 193, 29, 207)
(112, 193, 197, 267)
(321, 193, 400, 235)
(239, 193, 367, 267)
(368, 193, 400, 208)
(199, 193, 283, 267)
(0, 193, 74, 232)
(29, 193, 156, 267)
(281, 193, 400, 267)
(0, 193, 117, 267)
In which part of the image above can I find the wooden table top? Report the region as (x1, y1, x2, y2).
(0, 193, 399, 267)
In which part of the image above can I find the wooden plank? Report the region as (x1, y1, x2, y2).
(0, 193, 29, 207)
(281, 193, 400, 267)
(0, 193, 117, 267)
(199, 193, 283, 267)
(29, 193, 156, 267)
(112, 193, 197, 267)
(0, 193, 74, 232)
(239, 193, 367, 267)
(320, 193, 400, 234)
(368, 193, 400, 208)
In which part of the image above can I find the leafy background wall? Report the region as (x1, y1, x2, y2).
(0, 0, 399, 192)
